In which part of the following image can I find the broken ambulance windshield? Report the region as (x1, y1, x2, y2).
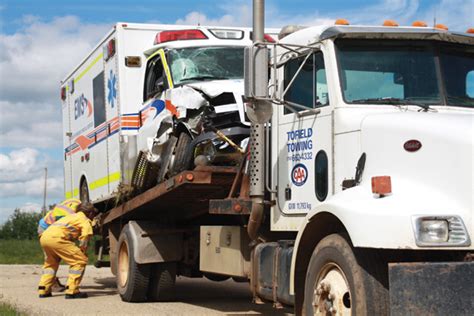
(168, 46, 245, 85)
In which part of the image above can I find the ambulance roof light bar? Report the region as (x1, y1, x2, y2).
(154, 29, 208, 45)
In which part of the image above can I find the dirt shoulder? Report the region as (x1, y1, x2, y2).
(0, 265, 292, 315)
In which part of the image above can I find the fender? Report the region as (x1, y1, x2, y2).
(289, 183, 474, 294)
(127, 221, 183, 264)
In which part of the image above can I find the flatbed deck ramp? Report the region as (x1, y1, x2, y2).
(102, 166, 238, 224)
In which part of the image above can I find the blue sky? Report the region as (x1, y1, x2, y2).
(0, 0, 473, 223)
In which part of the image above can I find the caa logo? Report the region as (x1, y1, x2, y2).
(74, 94, 92, 120)
(291, 163, 308, 186)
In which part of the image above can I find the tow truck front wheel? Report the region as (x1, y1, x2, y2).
(116, 225, 150, 302)
(303, 234, 388, 315)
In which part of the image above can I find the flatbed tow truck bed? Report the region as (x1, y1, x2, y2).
(101, 166, 239, 225)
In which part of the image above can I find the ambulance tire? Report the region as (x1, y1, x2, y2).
(80, 179, 90, 203)
(303, 233, 388, 316)
(171, 132, 193, 175)
(147, 262, 176, 301)
(116, 225, 151, 302)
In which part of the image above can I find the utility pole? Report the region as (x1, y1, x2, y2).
(42, 167, 48, 215)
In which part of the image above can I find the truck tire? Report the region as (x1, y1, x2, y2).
(303, 234, 388, 315)
(148, 262, 176, 301)
(171, 132, 193, 175)
(116, 225, 151, 302)
(80, 179, 90, 203)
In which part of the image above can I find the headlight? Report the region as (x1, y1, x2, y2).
(412, 216, 471, 247)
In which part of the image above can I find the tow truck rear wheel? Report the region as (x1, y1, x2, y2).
(116, 225, 150, 302)
(147, 262, 177, 301)
(303, 234, 388, 315)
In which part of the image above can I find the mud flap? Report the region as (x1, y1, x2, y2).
(389, 262, 474, 315)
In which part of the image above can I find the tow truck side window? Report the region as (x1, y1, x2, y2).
(283, 51, 329, 114)
(144, 55, 166, 102)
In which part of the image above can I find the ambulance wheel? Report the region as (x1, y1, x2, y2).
(116, 225, 150, 302)
(80, 179, 90, 203)
(171, 132, 193, 175)
(303, 234, 388, 316)
(147, 262, 176, 301)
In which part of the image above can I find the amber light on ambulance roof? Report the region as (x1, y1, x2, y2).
(154, 29, 208, 45)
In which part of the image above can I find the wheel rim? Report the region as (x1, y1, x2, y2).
(118, 241, 129, 288)
(312, 262, 352, 315)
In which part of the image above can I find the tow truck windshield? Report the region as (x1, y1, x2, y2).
(336, 39, 474, 108)
(168, 46, 244, 85)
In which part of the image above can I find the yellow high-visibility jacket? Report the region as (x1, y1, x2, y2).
(38, 198, 81, 231)
(43, 211, 93, 243)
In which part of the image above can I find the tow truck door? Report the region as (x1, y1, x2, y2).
(275, 49, 333, 215)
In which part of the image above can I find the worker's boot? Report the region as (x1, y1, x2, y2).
(51, 277, 66, 292)
(65, 292, 88, 299)
(38, 286, 52, 298)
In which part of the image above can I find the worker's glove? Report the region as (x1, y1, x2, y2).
(79, 240, 89, 254)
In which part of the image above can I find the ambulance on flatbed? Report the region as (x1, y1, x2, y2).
(61, 23, 276, 205)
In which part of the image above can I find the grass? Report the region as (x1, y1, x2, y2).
(0, 239, 97, 265)
(0, 302, 27, 316)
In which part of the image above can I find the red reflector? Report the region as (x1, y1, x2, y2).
(372, 176, 392, 195)
(154, 30, 208, 45)
(404, 139, 422, 152)
(264, 34, 275, 43)
(60, 87, 66, 101)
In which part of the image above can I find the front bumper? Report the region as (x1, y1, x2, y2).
(389, 261, 474, 315)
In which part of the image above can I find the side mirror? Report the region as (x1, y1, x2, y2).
(244, 45, 269, 99)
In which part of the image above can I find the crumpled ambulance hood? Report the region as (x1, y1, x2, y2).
(186, 79, 244, 98)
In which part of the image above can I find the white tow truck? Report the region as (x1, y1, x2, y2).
(77, 9, 474, 316)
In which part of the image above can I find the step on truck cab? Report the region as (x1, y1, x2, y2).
(93, 19, 474, 316)
(61, 23, 277, 207)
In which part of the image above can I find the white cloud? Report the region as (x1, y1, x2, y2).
(0, 148, 63, 199)
(0, 16, 109, 149)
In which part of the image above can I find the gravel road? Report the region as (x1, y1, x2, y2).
(0, 265, 293, 315)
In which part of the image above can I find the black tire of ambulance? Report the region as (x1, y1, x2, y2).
(303, 233, 389, 315)
(116, 225, 151, 302)
(147, 262, 177, 301)
(80, 179, 90, 203)
(171, 132, 193, 175)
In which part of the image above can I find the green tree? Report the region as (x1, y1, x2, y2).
(0, 209, 42, 240)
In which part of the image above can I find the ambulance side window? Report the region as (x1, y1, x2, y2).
(93, 71, 106, 127)
(283, 51, 329, 114)
(144, 55, 166, 101)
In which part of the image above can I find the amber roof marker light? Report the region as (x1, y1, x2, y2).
(383, 20, 399, 27)
(335, 18, 350, 25)
(412, 21, 428, 27)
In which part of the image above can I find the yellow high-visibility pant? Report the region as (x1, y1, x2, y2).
(38, 235, 88, 295)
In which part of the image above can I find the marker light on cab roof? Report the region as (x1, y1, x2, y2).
(154, 29, 208, 45)
(209, 29, 244, 40)
(412, 20, 428, 27)
(435, 24, 448, 30)
(467, 28, 474, 34)
(383, 20, 399, 27)
(335, 18, 350, 25)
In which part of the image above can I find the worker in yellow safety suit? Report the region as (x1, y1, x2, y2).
(37, 198, 82, 291)
(38, 203, 98, 299)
